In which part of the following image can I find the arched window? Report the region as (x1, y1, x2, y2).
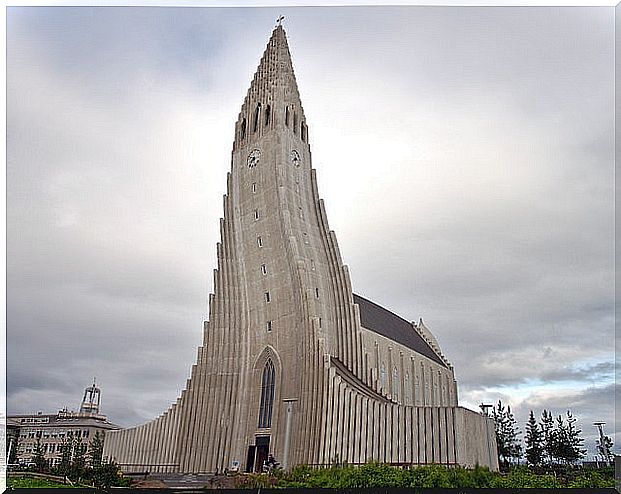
(258, 359, 275, 428)
(380, 364, 386, 390)
(240, 118, 247, 140)
(264, 105, 271, 126)
(293, 112, 298, 134)
(392, 366, 399, 399)
(253, 104, 261, 133)
(285, 106, 290, 127)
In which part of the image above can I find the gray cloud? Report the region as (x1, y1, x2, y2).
(7, 5, 614, 446)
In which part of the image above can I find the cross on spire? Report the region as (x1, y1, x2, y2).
(276, 15, 285, 26)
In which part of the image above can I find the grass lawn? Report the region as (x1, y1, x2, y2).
(7, 475, 73, 489)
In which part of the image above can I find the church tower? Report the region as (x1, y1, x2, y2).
(103, 25, 498, 473)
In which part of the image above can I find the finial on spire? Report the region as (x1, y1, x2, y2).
(276, 15, 285, 27)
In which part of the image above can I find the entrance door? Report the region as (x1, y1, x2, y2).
(255, 435, 270, 472)
(245, 445, 256, 473)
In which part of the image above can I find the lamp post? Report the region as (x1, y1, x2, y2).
(593, 422, 611, 465)
(282, 398, 298, 471)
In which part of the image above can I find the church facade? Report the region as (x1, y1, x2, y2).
(103, 26, 498, 474)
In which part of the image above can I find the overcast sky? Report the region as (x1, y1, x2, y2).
(7, 5, 615, 457)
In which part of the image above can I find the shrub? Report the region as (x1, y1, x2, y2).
(569, 471, 615, 488)
(402, 465, 452, 488)
(495, 466, 562, 488)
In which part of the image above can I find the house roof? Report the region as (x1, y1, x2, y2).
(353, 294, 446, 367)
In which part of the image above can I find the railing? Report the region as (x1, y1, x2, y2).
(303, 462, 461, 469)
(118, 463, 180, 475)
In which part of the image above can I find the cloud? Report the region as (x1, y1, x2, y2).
(7, 6, 614, 444)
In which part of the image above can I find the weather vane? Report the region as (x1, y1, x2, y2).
(276, 15, 285, 26)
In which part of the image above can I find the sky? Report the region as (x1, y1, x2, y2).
(6, 5, 616, 458)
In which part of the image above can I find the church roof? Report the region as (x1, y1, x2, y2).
(353, 294, 446, 367)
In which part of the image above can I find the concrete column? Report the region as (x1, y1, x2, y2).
(282, 398, 297, 470)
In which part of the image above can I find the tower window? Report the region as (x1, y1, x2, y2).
(301, 122, 307, 142)
(315, 287, 319, 298)
(257, 236, 263, 247)
(285, 106, 290, 127)
(264, 105, 271, 126)
(303, 232, 309, 244)
(241, 118, 247, 140)
(310, 259, 316, 271)
(266, 320, 272, 332)
(253, 103, 261, 133)
(265, 291, 271, 303)
(293, 112, 298, 134)
(318, 317, 322, 328)
(258, 359, 275, 428)
(254, 209, 260, 220)
(260, 264, 267, 275)
(252, 182, 257, 193)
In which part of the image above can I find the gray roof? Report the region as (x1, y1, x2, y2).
(9, 413, 120, 430)
(353, 294, 446, 367)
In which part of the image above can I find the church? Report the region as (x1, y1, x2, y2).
(103, 25, 498, 474)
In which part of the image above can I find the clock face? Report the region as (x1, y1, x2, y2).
(247, 149, 261, 168)
(290, 150, 300, 167)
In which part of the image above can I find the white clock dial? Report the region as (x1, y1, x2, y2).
(247, 149, 261, 168)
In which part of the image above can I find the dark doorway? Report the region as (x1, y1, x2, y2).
(255, 435, 270, 472)
(245, 445, 256, 473)
(246, 436, 271, 473)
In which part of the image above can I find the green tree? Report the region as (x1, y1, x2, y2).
(70, 436, 88, 480)
(91, 459, 130, 489)
(596, 434, 614, 463)
(564, 411, 586, 464)
(492, 400, 522, 468)
(539, 409, 555, 465)
(548, 411, 584, 465)
(88, 431, 105, 468)
(56, 437, 73, 476)
(32, 437, 48, 473)
(524, 410, 544, 467)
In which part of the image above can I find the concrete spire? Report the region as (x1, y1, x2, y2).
(234, 26, 306, 150)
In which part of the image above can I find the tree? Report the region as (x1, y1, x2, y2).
(596, 434, 614, 463)
(539, 409, 555, 465)
(57, 437, 73, 476)
(548, 411, 585, 465)
(88, 431, 105, 469)
(71, 436, 88, 480)
(524, 410, 544, 467)
(32, 437, 48, 473)
(564, 411, 586, 464)
(492, 400, 522, 468)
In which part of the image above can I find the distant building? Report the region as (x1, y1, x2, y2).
(7, 417, 21, 464)
(9, 380, 120, 467)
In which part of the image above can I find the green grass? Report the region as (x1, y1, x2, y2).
(7, 475, 74, 489)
